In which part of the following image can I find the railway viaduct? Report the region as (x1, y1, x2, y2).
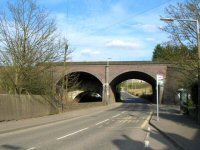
(52, 61, 175, 104)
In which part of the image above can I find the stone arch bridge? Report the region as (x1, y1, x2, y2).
(52, 61, 170, 104)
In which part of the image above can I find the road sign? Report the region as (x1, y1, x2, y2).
(157, 74, 164, 86)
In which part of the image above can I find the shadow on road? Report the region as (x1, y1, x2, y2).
(113, 132, 179, 150)
(1, 144, 24, 150)
(113, 135, 152, 150)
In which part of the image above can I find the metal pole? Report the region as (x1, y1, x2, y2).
(106, 58, 111, 104)
(61, 44, 68, 107)
(156, 75, 159, 121)
(64, 44, 68, 103)
(196, 20, 200, 124)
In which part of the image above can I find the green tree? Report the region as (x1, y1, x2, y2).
(152, 43, 198, 85)
(152, 43, 197, 62)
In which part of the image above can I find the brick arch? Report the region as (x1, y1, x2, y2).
(55, 71, 104, 103)
(54, 70, 103, 86)
(67, 70, 103, 84)
(109, 71, 156, 102)
(56, 71, 103, 90)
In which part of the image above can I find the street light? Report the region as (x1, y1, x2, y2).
(62, 43, 68, 106)
(106, 58, 111, 104)
(107, 58, 112, 67)
(161, 17, 200, 124)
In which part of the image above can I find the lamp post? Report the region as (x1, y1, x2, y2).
(106, 58, 111, 104)
(62, 44, 68, 104)
(160, 17, 200, 124)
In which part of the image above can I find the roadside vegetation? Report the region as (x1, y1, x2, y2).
(152, 0, 199, 118)
(0, 0, 81, 115)
(0, 0, 72, 97)
(117, 80, 153, 101)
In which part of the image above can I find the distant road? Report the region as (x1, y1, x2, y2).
(120, 91, 149, 103)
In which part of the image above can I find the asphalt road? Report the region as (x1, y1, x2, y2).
(120, 91, 149, 103)
(0, 94, 177, 150)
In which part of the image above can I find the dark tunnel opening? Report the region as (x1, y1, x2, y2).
(56, 72, 103, 103)
(110, 71, 156, 103)
(74, 91, 102, 103)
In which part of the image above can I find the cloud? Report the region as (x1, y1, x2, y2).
(49, 1, 166, 61)
(71, 48, 103, 61)
(145, 37, 156, 42)
(80, 49, 100, 56)
(106, 40, 142, 49)
(130, 23, 159, 33)
(141, 24, 158, 32)
(39, 0, 65, 4)
(111, 2, 126, 16)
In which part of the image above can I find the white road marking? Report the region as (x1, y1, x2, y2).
(146, 132, 150, 138)
(141, 112, 153, 129)
(144, 140, 150, 148)
(57, 127, 89, 140)
(148, 126, 151, 131)
(95, 119, 109, 125)
(112, 114, 120, 118)
(27, 147, 36, 150)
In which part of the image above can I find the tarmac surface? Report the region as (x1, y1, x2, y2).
(0, 102, 200, 150)
(150, 105, 200, 150)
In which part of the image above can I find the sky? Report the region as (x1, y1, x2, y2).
(0, 0, 184, 62)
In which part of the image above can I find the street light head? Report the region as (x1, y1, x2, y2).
(160, 18, 175, 22)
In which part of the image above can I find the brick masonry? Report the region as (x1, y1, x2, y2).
(52, 61, 174, 104)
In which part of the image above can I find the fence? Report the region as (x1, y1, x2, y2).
(0, 94, 59, 121)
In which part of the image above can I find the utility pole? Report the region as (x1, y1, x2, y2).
(61, 43, 68, 108)
(64, 44, 68, 102)
(197, 22, 200, 124)
(106, 58, 111, 104)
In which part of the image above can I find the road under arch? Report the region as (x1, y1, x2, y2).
(110, 71, 156, 103)
(56, 71, 103, 103)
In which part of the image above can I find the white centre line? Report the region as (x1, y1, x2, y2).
(57, 127, 89, 140)
(27, 147, 36, 150)
(146, 132, 150, 138)
(112, 114, 120, 118)
(95, 119, 109, 125)
(121, 111, 126, 114)
(144, 140, 150, 148)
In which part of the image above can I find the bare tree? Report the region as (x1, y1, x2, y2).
(0, 0, 64, 94)
(161, 0, 200, 47)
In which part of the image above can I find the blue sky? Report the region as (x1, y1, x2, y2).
(0, 0, 184, 62)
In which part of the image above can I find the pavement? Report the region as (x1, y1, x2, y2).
(150, 105, 200, 150)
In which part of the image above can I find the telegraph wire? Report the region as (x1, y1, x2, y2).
(69, 0, 174, 46)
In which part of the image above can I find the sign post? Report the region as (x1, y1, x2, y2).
(156, 74, 164, 121)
